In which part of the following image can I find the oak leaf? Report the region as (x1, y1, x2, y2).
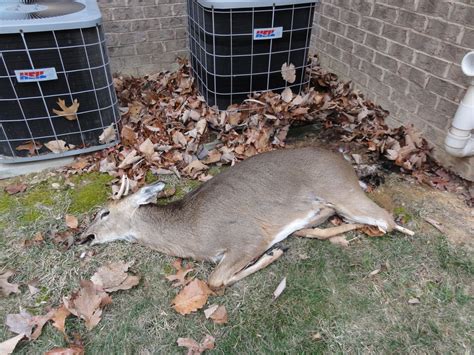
(52, 98, 79, 121)
(5, 310, 34, 338)
(51, 305, 71, 336)
(90, 261, 140, 292)
(16, 141, 42, 156)
(0, 270, 20, 296)
(172, 279, 213, 315)
(183, 160, 209, 178)
(166, 259, 194, 288)
(63, 280, 112, 330)
(177, 335, 215, 355)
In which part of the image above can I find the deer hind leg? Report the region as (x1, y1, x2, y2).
(294, 223, 363, 240)
(208, 247, 283, 290)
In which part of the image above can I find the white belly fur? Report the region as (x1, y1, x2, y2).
(268, 210, 317, 248)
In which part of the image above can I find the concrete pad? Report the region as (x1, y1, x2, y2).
(0, 156, 74, 179)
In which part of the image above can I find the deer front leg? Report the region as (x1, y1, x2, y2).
(208, 247, 283, 289)
(226, 248, 284, 285)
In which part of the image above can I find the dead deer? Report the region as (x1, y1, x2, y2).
(83, 147, 412, 289)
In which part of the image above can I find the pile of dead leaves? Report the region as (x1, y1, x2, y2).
(1, 261, 139, 354)
(57, 56, 470, 204)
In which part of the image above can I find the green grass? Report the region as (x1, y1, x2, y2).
(0, 172, 472, 354)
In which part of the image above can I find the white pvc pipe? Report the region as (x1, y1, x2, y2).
(444, 51, 474, 158)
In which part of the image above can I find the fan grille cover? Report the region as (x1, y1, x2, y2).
(0, 1, 86, 21)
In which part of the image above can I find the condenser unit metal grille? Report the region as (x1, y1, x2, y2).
(0, 1, 119, 162)
(187, 0, 317, 110)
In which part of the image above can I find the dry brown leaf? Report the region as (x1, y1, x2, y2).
(99, 157, 116, 173)
(183, 160, 209, 178)
(118, 149, 141, 169)
(98, 124, 116, 144)
(45, 140, 72, 153)
(45, 345, 85, 355)
(204, 305, 228, 324)
(121, 125, 137, 145)
(177, 335, 215, 355)
(202, 150, 221, 164)
(6, 310, 34, 338)
(172, 279, 213, 315)
(328, 236, 349, 247)
(4, 183, 27, 195)
(166, 259, 194, 288)
(51, 305, 71, 336)
(30, 311, 55, 340)
(5, 309, 53, 340)
(128, 101, 143, 121)
(360, 225, 386, 237)
(65, 214, 79, 229)
(281, 62, 296, 84)
(281, 87, 293, 103)
(139, 138, 155, 158)
(0, 333, 25, 355)
(272, 277, 286, 300)
(52, 98, 79, 121)
(63, 280, 112, 330)
(90, 261, 140, 292)
(71, 159, 88, 170)
(196, 119, 207, 135)
(172, 131, 187, 147)
(16, 141, 42, 155)
(0, 270, 20, 297)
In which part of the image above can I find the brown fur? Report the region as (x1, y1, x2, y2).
(83, 147, 395, 288)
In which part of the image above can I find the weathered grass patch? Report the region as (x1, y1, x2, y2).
(0, 172, 472, 354)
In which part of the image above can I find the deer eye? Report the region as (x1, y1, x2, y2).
(100, 210, 110, 219)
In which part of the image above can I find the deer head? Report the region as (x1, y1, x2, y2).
(82, 177, 165, 245)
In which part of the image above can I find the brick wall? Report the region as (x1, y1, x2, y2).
(312, 0, 474, 180)
(98, 0, 188, 76)
(98, 0, 473, 179)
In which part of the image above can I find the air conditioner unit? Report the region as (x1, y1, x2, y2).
(0, 0, 120, 162)
(187, 0, 318, 110)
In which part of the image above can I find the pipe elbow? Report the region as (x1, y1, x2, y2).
(444, 51, 474, 158)
(444, 129, 474, 157)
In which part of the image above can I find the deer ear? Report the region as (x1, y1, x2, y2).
(133, 182, 165, 206)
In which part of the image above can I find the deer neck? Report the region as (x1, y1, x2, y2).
(130, 202, 194, 256)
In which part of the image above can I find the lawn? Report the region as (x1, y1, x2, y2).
(0, 165, 472, 354)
